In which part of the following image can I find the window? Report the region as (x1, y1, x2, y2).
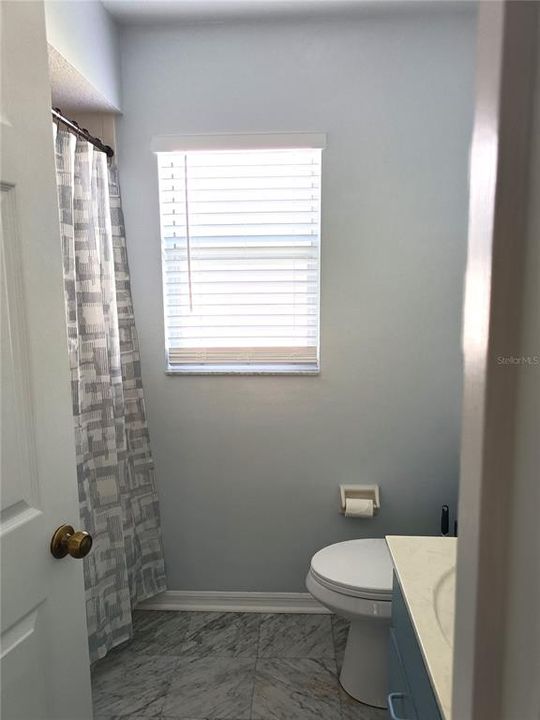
(156, 134, 323, 373)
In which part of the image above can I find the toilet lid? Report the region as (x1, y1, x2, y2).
(310, 539, 393, 600)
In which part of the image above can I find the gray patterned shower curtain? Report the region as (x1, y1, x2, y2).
(53, 125, 166, 663)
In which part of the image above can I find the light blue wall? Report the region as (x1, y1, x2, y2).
(118, 8, 477, 592)
(45, 0, 122, 110)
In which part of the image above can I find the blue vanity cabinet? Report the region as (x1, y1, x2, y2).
(388, 573, 442, 720)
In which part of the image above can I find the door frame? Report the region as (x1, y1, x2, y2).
(453, 1, 539, 717)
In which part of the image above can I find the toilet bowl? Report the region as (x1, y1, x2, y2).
(306, 538, 393, 708)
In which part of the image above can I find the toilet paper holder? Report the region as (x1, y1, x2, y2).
(339, 484, 380, 515)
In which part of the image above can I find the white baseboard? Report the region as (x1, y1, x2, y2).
(137, 590, 330, 614)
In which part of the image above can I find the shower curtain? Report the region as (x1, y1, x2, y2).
(53, 125, 167, 663)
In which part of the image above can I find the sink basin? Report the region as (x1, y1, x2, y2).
(433, 566, 456, 648)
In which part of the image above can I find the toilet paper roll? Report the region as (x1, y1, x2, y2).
(344, 498, 374, 518)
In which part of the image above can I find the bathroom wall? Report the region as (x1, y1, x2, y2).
(118, 7, 477, 592)
(45, 0, 122, 110)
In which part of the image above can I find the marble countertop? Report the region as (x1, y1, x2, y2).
(385, 535, 457, 720)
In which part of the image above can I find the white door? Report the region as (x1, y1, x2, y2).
(1, 1, 93, 719)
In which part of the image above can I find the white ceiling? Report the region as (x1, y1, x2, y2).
(102, 0, 451, 24)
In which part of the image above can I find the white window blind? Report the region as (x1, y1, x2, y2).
(157, 146, 322, 372)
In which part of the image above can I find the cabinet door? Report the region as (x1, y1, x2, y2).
(391, 578, 442, 720)
(389, 629, 418, 720)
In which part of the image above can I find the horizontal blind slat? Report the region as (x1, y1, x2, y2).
(160, 189, 320, 202)
(159, 151, 320, 166)
(164, 256, 316, 266)
(159, 178, 320, 190)
(160, 212, 319, 224)
(165, 296, 319, 305)
(158, 165, 320, 179)
(168, 346, 318, 365)
(162, 226, 318, 237)
(163, 237, 318, 247)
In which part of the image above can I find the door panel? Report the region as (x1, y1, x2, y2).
(1, 182, 50, 718)
(0, 1, 93, 718)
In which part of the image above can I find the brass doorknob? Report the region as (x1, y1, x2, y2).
(50, 524, 93, 559)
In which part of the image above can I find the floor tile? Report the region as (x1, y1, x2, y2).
(93, 636, 135, 664)
(91, 653, 177, 717)
(331, 616, 350, 672)
(340, 688, 388, 720)
(251, 657, 341, 720)
(258, 614, 334, 658)
(177, 612, 260, 658)
(132, 609, 173, 633)
(162, 656, 256, 719)
(126, 610, 192, 655)
(93, 716, 160, 719)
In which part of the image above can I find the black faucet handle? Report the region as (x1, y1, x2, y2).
(441, 505, 449, 536)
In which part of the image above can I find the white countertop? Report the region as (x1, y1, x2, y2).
(386, 535, 457, 720)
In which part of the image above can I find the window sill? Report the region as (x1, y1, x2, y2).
(165, 364, 320, 376)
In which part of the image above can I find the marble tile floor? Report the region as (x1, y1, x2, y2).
(92, 611, 388, 720)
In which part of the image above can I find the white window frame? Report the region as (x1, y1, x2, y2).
(154, 132, 326, 376)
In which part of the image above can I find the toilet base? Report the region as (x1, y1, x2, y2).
(339, 616, 389, 709)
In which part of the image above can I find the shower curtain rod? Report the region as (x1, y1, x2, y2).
(52, 107, 114, 158)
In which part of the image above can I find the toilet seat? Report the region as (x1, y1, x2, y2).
(310, 538, 393, 602)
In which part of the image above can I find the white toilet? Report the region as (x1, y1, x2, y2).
(306, 538, 393, 708)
